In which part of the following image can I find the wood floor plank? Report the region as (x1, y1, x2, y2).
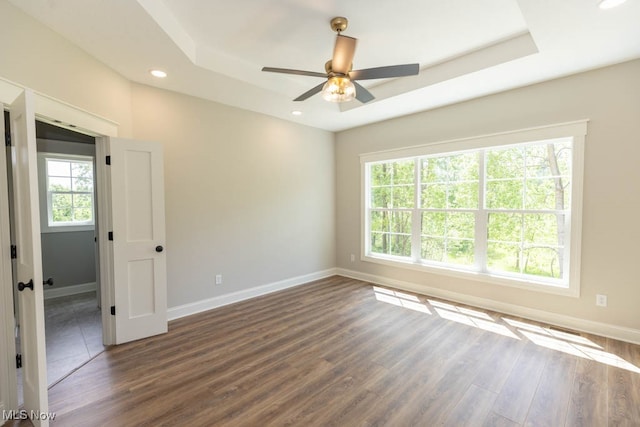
(31, 276, 640, 427)
(564, 333, 608, 427)
(443, 384, 498, 427)
(607, 338, 640, 426)
(524, 350, 577, 427)
(490, 341, 552, 424)
(483, 411, 522, 427)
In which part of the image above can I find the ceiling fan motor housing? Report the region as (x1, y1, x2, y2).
(330, 17, 348, 33)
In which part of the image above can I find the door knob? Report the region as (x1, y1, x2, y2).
(155, 245, 164, 253)
(43, 277, 54, 287)
(18, 279, 34, 292)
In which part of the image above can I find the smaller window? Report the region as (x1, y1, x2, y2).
(44, 155, 94, 227)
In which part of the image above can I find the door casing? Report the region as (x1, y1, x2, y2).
(0, 79, 119, 414)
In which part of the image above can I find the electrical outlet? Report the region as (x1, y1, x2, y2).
(596, 294, 607, 307)
(215, 274, 222, 285)
(350, 254, 355, 262)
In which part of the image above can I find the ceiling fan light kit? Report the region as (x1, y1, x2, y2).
(262, 16, 419, 104)
(322, 76, 356, 102)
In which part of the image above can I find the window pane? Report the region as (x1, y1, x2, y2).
(422, 237, 444, 261)
(370, 211, 411, 234)
(73, 208, 93, 222)
(524, 213, 560, 246)
(525, 144, 552, 178)
(371, 163, 392, 186)
(73, 194, 93, 209)
(47, 160, 70, 177)
(371, 187, 391, 208)
(553, 142, 572, 177)
(421, 183, 446, 209)
(487, 242, 521, 274)
(447, 239, 474, 266)
(51, 192, 72, 224)
(488, 213, 521, 243)
(73, 177, 93, 192)
(393, 160, 415, 185)
(485, 180, 523, 209)
(448, 182, 478, 209)
(447, 213, 475, 239)
(449, 152, 479, 181)
(370, 210, 412, 257)
(52, 209, 73, 223)
(523, 247, 562, 279)
(48, 177, 71, 192)
(525, 179, 557, 210)
(51, 193, 72, 210)
(422, 212, 474, 265)
(422, 212, 445, 236)
(392, 185, 414, 208)
(388, 234, 412, 257)
(486, 147, 524, 179)
(72, 162, 93, 179)
(421, 157, 448, 183)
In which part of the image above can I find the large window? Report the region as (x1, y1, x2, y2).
(362, 122, 586, 296)
(41, 154, 95, 229)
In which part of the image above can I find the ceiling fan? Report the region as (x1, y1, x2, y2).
(262, 17, 420, 103)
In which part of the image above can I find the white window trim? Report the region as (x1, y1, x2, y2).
(37, 152, 96, 233)
(360, 120, 587, 298)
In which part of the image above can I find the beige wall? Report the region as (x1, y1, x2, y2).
(336, 59, 640, 331)
(131, 84, 335, 306)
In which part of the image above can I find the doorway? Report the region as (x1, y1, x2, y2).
(2, 86, 168, 420)
(5, 113, 105, 402)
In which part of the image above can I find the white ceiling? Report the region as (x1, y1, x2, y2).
(9, 0, 640, 132)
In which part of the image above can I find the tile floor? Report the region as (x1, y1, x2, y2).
(43, 291, 105, 386)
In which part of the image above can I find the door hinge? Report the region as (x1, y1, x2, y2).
(10, 245, 17, 259)
(16, 354, 22, 369)
(106, 155, 111, 165)
(108, 231, 113, 241)
(110, 306, 116, 316)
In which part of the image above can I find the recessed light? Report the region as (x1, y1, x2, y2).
(598, 0, 627, 9)
(291, 110, 303, 116)
(150, 69, 167, 78)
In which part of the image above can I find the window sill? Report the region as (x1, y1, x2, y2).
(362, 254, 579, 298)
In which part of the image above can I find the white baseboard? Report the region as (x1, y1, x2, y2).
(336, 268, 640, 345)
(44, 282, 97, 300)
(168, 268, 338, 321)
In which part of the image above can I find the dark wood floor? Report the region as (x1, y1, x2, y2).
(8, 276, 640, 426)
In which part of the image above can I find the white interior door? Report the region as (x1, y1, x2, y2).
(10, 90, 49, 425)
(0, 106, 18, 415)
(106, 137, 167, 344)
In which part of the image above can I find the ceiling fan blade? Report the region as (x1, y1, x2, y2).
(332, 35, 357, 75)
(350, 63, 419, 80)
(293, 82, 325, 101)
(353, 81, 375, 103)
(262, 67, 327, 78)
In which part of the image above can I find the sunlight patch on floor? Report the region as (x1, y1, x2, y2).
(370, 285, 640, 374)
(519, 329, 640, 373)
(427, 298, 519, 339)
(373, 287, 431, 314)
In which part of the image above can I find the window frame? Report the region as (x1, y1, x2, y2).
(38, 152, 96, 233)
(360, 121, 587, 297)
